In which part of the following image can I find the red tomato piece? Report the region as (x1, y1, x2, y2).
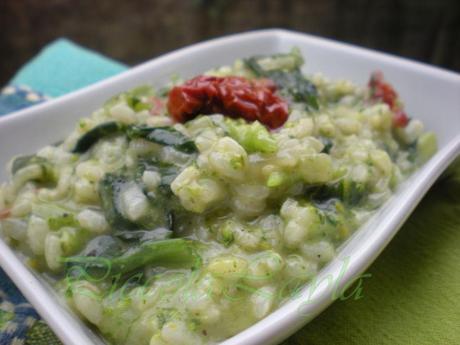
(167, 76, 289, 129)
(368, 71, 409, 128)
(393, 109, 410, 127)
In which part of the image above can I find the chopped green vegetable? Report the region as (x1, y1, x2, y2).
(219, 225, 235, 247)
(72, 122, 125, 153)
(59, 227, 91, 256)
(334, 179, 366, 206)
(12, 155, 46, 174)
(320, 137, 334, 154)
(266, 171, 286, 188)
(99, 173, 140, 231)
(73, 122, 197, 154)
(64, 239, 201, 277)
(127, 126, 197, 154)
(310, 178, 367, 206)
(271, 70, 319, 109)
(137, 158, 180, 191)
(128, 85, 156, 99)
(126, 96, 151, 112)
(245, 48, 319, 110)
(114, 228, 173, 242)
(48, 213, 78, 231)
(416, 132, 437, 164)
(314, 199, 356, 240)
(11, 155, 54, 182)
(246, 47, 304, 73)
(225, 119, 277, 153)
(99, 172, 173, 232)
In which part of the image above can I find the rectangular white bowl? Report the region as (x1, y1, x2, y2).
(0, 29, 459, 345)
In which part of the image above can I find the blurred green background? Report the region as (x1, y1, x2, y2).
(1, 0, 459, 85)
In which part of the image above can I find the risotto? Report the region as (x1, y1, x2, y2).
(0, 48, 437, 344)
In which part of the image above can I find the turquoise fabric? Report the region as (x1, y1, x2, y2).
(10, 38, 126, 97)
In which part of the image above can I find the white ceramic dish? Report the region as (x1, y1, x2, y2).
(0, 29, 459, 345)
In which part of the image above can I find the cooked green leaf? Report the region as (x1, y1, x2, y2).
(127, 126, 197, 153)
(99, 173, 139, 231)
(64, 238, 201, 277)
(99, 171, 174, 233)
(309, 179, 367, 206)
(225, 119, 277, 153)
(137, 158, 180, 192)
(11, 155, 52, 176)
(245, 49, 319, 110)
(72, 122, 125, 153)
(73, 122, 197, 155)
(48, 213, 79, 231)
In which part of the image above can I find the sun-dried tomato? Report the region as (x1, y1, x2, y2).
(393, 109, 410, 128)
(369, 71, 409, 127)
(167, 75, 289, 129)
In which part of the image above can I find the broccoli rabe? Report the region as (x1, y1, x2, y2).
(245, 48, 319, 110)
(225, 119, 277, 153)
(99, 172, 173, 233)
(65, 238, 201, 277)
(309, 178, 367, 206)
(72, 122, 125, 153)
(10, 155, 55, 186)
(127, 126, 197, 154)
(48, 213, 79, 231)
(73, 122, 197, 154)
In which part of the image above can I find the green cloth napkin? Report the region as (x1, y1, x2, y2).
(4, 39, 460, 345)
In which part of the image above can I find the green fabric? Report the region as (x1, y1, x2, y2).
(11, 38, 126, 97)
(285, 160, 460, 345)
(0, 309, 14, 329)
(26, 321, 61, 345)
